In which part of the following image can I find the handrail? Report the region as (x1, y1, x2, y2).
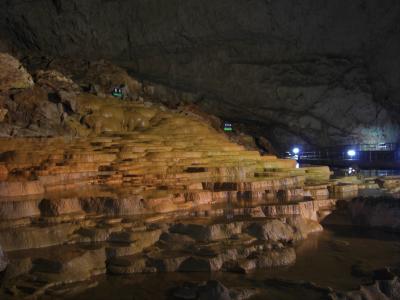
(297, 144, 398, 162)
(301, 142, 398, 152)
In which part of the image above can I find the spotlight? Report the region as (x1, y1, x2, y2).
(292, 147, 300, 155)
(347, 167, 355, 175)
(347, 149, 356, 158)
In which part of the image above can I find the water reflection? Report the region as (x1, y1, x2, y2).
(331, 168, 400, 178)
(69, 227, 400, 300)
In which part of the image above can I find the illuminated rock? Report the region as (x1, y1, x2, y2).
(34, 70, 80, 93)
(0, 53, 34, 92)
(0, 198, 41, 220)
(0, 56, 346, 298)
(170, 222, 243, 242)
(0, 3, 400, 297)
(3, 86, 67, 136)
(30, 246, 106, 288)
(0, 163, 7, 180)
(332, 183, 359, 200)
(109, 229, 162, 247)
(376, 176, 400, 190)
(0, 223, 79, 251)
(0, 108, 7, 122)
(255, 247, 296, 268)
(108, 257, 149, 274)
(38, 198, 83, 217)
(286, 216, 323, 241)
(246, 220, 294, 242)
(0, 181, 45, 197)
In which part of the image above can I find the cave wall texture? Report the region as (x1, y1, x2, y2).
(1, 0, 400, 150)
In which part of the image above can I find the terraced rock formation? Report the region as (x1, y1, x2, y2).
(1, 53, 400, 299)
(0, 105, 335, 297)
(0, 53, 342, 298)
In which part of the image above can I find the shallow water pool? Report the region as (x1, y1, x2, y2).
(65, 226, 400, 300)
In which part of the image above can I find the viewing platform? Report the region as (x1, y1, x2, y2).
(293, 143, 400, 169)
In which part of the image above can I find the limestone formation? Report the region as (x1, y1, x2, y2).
(0, 1, 400, 296)
(0, 53, 34, 92)
(1, 1, 400, 148)
(0, 81, 337, 299)
(0, 108, 7, 122)
(330, 268, 400, 300)
(0, 244, 7, 272)
(0, 74, 336, 296)
(173, 280, 258, 300)
(29, 58, 142, 100)
(246, 220, 294, 242)
(349, 197, 400, 231)
(1, 53, 399, 299)
(1, 85, 68, 136)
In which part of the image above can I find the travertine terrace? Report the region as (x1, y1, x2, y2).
(0, 64, 337, 297)
(2, 2, 400, 298)
(1, 54, 399, 299)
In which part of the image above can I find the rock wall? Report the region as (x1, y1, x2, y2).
(323, 184, 400, 231)
(0, 53, 33, 92)
(1, 0, 400, 149)
(349, 197, 400, 231)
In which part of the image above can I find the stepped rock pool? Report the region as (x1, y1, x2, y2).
(65, 226, 400, 300)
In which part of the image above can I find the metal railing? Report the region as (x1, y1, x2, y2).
(302, 142, 397, 152)
(297, 143, 399, 162)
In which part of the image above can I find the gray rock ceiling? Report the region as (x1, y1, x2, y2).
(1, 0, 400, 150)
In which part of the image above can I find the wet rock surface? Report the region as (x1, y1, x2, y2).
(0, 215, 321, 297)
(0, 244, 7, 273)
(330, 268, 400, 300)
(350, 197, 400, 231)
(0, 53, 339, 299)
(172, 280, 258, 300)
(3, 225, 395, 300)
(168, 268, 400, 300)
(0, 54, 400, 299)
(323, 191, 400, 231)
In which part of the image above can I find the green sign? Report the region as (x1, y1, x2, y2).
(112, 88, 123, 98)
(112, 91, 123, 98)
(224, 122, 233, 132)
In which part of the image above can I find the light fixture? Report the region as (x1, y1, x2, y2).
(347, 149, 356, 158)
(347, 167, 355, 175)
(292, 147, 300, 155)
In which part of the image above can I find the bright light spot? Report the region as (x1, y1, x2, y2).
(296, 163, 300, 169)
(347, 167, 356, 175)
(347, 149, 356, 157)
(292, 147, 300, 155)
